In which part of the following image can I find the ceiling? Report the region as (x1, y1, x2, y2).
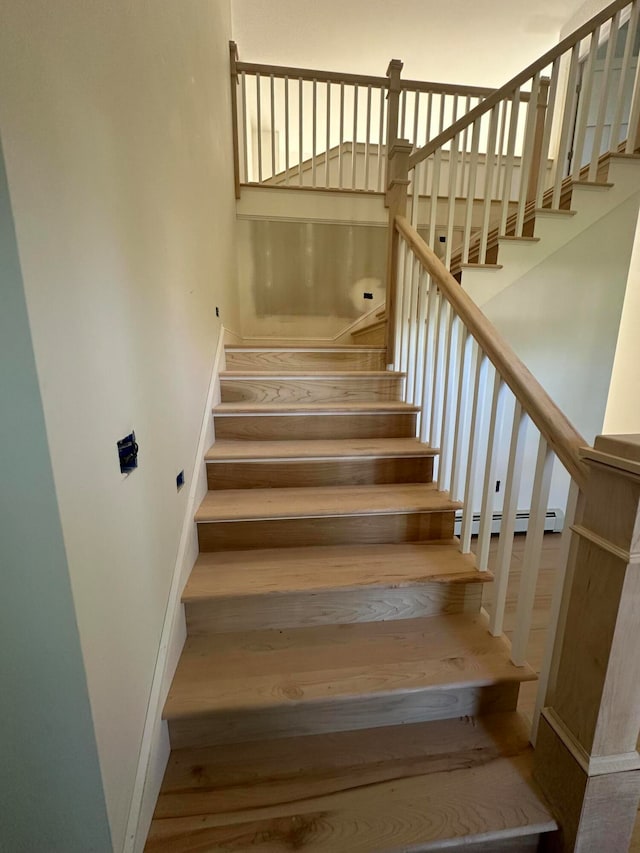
(232, 0, 592, 88)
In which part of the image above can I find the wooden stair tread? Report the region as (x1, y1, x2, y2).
(205, 437, 437, 462)
(213, 401, 420, 414)
(147, 713, 556, 851)
(221, 370, 401, 379)
(183, 540, 490, 601)
(195, 482, 460, 523)
(163, 613, 536, 719)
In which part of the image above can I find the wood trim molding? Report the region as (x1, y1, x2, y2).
(542, 707, 640, 777)
(570, 523, 638, 564)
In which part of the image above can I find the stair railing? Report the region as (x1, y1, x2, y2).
(393, 210, 640, 850)
(228, 42, 499, 195)
(394, 202, 588, 725)
(402, 0, 640, 277)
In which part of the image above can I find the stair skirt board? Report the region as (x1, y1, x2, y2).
(454, 507, 565, 537)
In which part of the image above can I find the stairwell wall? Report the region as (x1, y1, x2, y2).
(479, 190, 640, 512)
(0, 1, 238, 849)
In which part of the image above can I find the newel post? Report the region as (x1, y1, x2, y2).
(534, 434, 640, 852)
(229, 41, 241, 199)
(385, 59, 404, 205)
(384, 140, 412, 365)
(527, 76, 550, 205)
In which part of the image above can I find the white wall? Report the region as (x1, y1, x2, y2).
(233, 0, 586, 86)
(604, 211, 640, 432)
(0, 1, 238, 850)
(480, 191, 640, 510)
(0, 134, 112, 853)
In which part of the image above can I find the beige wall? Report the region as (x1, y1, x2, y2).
(0, 1, 238, 849)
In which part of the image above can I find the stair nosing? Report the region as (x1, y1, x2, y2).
(213, 401, 421, 415)
(204, 438, 438, 463)
(195, 483, 461, 523)
(220, 370, 404, 379)
(164, 614, 537, 720)
(183, 541, 490, 602)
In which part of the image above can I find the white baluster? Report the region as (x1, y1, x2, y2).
(240, 71, 249, 183)
(412, 269, 429, 412)
(425, 93, 433, 146)
(325, 82, 331, 187)
(339, 82, 345, 188)
(377, 86, 386, 192)
(611, 2, 640, 149)
(476, 373, 506, 571)
(406, 256, 420, 401)
(479, 105, 499, 262)
(460, 347, 484, 553)
(589, 13, 620, 180)
(572, 27, 601, 178)
(393, 238, 408, 371)
(448, 326, 470, 501)
(428, 150, 441, 249)
(351, 85, 359, 189)
(311, 78, 317, 185)
(412, 91, 421, 151)
(462, 120, 481, 262)
(270, 75, 277, 180)
(489, 400, 528, 636)
(401, 88, 407, 138)
(364, 85, 372, 190)
(535, 60, 560, 208)
(552, 45, 580, 207)
(436, 306, 456, 491)
(420, 280, 438, 443)
(284, 76, 290, 184)
(298, 77, 304, 186)
(515, 74, 541, 235)
(499, 89, 521, 234)
(256, 73, 263, 182)
(444, 136, 459, 269)
(511, 435, 555, 666)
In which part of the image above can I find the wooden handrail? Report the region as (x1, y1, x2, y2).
(395, 214, 589, 489)
(235, 59, 499, 100)
(408, 0, 631, 169)
(235, 61, 389, 88)
(401, 79, 506, 99)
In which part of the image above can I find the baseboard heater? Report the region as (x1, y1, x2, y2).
(454, 508, 565, 537)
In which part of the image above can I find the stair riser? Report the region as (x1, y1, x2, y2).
(225, 351, 386, 371)
(197, 510, 455, 551)
(214, 412, 418, 440)
(206, 456, 434, 489)
(185, 583, 482, 633)
(220, 377, 402, 404)
(167, 682, 520, 749)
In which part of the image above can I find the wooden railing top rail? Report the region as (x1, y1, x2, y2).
(235, 60, 388, 88)
(408, 0, 631, 169)
(235, 59, 499, 99)
(395, 214, 589, 488)
(398, 78, 498, 98)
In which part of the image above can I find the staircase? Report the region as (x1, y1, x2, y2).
(145, 344, 557, 852)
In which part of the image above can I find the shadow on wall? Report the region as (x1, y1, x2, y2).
(243, 219, 386, 318)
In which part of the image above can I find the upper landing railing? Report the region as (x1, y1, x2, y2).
(228, 45, 513, 195)
(402, 0, 640, 272)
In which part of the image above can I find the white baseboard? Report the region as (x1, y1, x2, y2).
(123, 328, 226, 853)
